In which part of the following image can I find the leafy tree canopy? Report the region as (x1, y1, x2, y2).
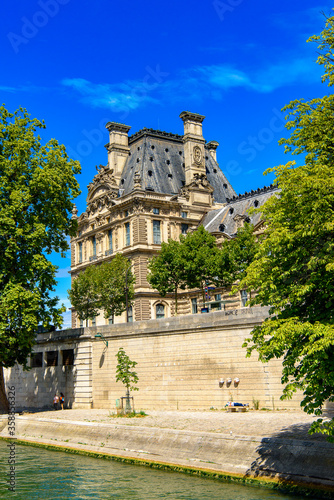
(98, 254, 135, 318)
(180, 225, 219, 305)
(68, 254, 135, 323)
(0, 105, 80, 370)
(148, 224, 257, 313)
(0, 105, 80, 412)
(239, 14, 334, 440)
(147, 239, 187, 314)
(218, 222, 257, 290)
(68, 266, 100, 326)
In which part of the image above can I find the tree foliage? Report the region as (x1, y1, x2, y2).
(148, 224, 256, 312)
(218, 222, 257, 290)
(68, 266, 100, 326)
(68, 254, 135, 323)
(239, 14, 334, 440)
(147, 239, 187, 314)
(180, 226, 219, 305)
(0, 105, 80, 411)
(115, 347, 139, 393)
(98, 255, 135, 318)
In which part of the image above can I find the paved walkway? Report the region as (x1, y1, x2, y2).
(19, 408, 332, 441)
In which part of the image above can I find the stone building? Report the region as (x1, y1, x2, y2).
(5, 111, 299, 413)
(70, 111, 277, 327)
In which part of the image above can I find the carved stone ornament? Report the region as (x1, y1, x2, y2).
(95, 215, 105, 226)
(134, 170, 142, 188)
(190, 173, 213, 191)
(133, 198, 144, 214)
(71, 204, 78, 219)
(87, 164, 118, 204)
(179, 187, 190, 200)
(193, 146, 202, 165)
(78, 212, 88, 223)
(233, 214, 250, 229)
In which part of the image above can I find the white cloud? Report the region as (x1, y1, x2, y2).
(187, 58, 321, 94)
(0, 85, 17, 93)
(61, 55, 321, 113)
(61, 77, 157, 112)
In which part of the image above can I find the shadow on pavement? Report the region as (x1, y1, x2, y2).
(245, 417, 334, 492)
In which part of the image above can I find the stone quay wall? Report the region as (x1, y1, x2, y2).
(4, 307, 305, 411)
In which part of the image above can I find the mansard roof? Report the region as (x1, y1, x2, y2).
(202, 184, 279, 236)
(118, 128, 236, 203)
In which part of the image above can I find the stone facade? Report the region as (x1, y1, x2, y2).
(4, 308, 314, 412)
(70, 111, 277, 327)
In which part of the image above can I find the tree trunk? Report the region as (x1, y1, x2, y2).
(0, 367, 9, 413)
(174, 286, 178, 315)
(125, 387, 131, 413)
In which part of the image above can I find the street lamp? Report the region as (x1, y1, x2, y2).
(94, 333, 108, 347)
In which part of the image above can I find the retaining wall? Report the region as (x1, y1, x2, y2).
(4, 307, 307, 411)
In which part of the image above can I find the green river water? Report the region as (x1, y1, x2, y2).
(0, 441, 317, 499)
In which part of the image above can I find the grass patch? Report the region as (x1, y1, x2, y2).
(109, 410, 148, 418)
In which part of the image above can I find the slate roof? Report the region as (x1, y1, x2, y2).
(118, 128, 236, 203)
(202, 185, 279, 236)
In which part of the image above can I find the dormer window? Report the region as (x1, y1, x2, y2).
(153, 207, 159, 215)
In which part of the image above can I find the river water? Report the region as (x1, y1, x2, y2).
(0, 441, 316, 499)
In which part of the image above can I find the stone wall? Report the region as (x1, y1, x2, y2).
(4, 307, 309, 412)
(88, 307, 303, 411)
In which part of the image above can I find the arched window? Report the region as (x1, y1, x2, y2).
(156, 304, 165, 319)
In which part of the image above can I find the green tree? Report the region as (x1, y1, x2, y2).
(0, 105, 80, 412)
(181, 226, 219, 307)
(239, 14, 334, 440)
(68, 266, 100, 326)
(98, 254, 135, 319)
(147, 239, 187, 314)
(217, 222, 257, 292)
(115, 347, 139, 413)
(69, 255, 135, 324)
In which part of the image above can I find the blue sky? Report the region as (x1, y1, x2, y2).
(2, 0, 331, 327)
